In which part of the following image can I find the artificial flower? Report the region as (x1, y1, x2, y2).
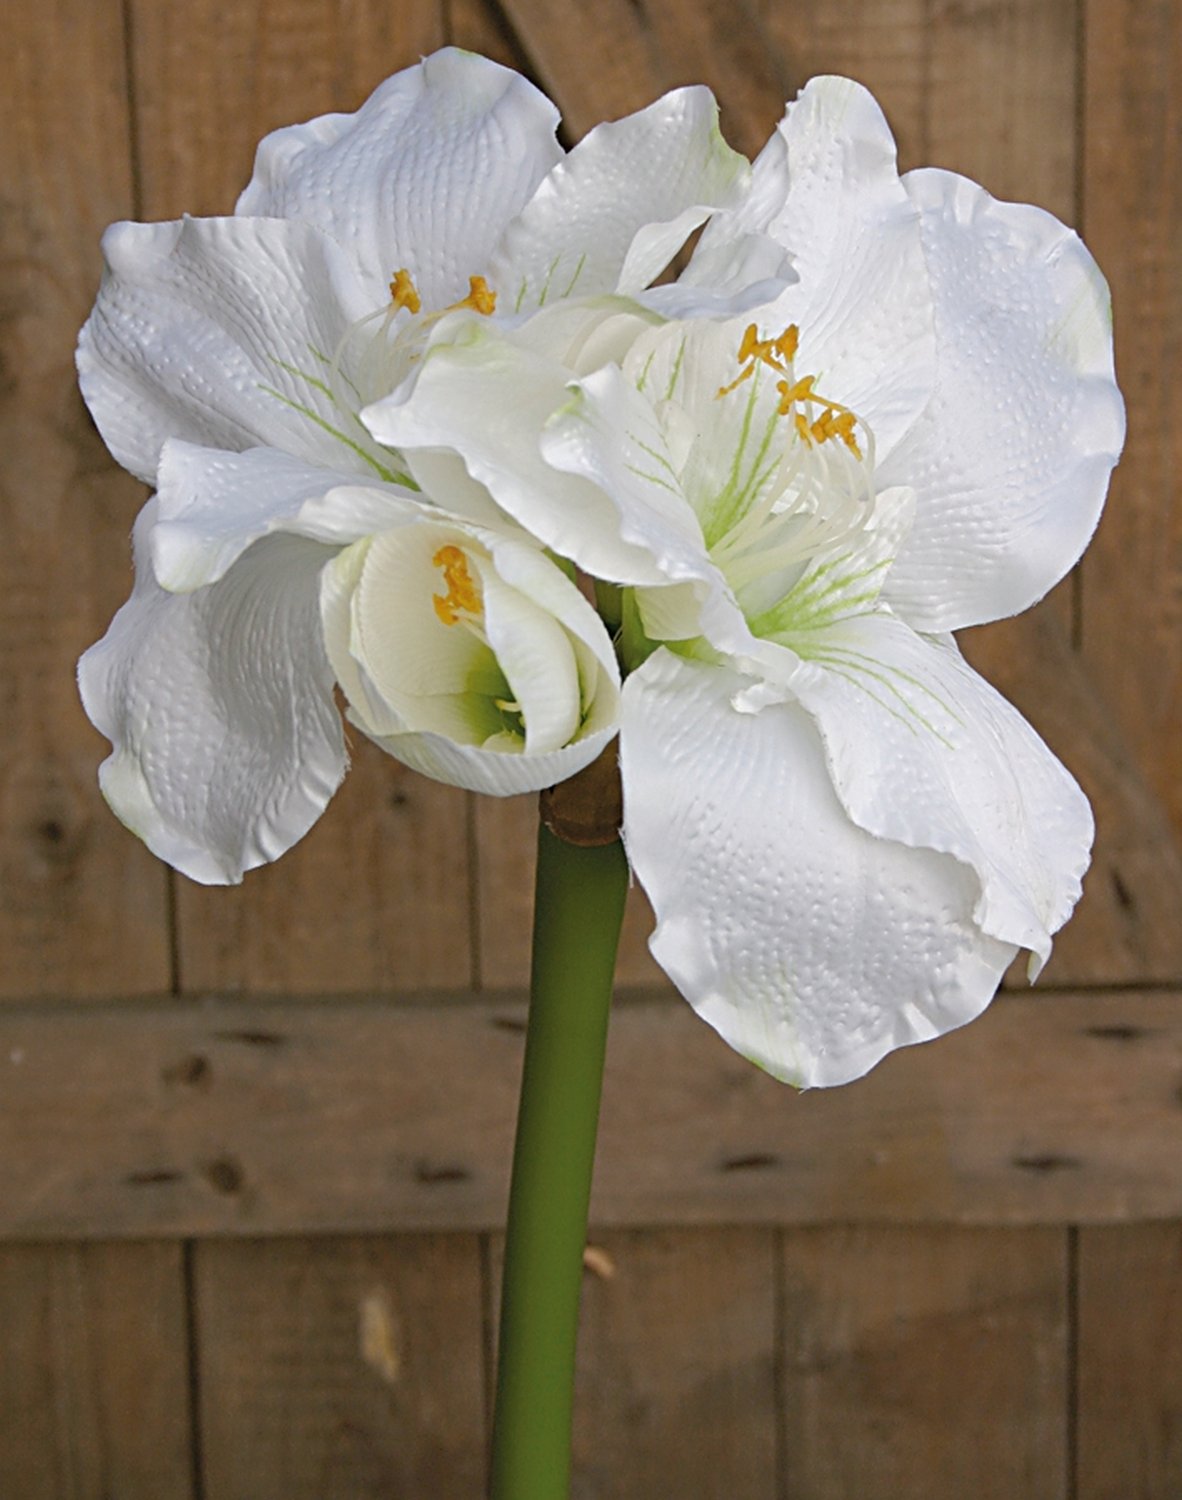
(77, 48, 788, 883)
(363, 76, 1125, 1085)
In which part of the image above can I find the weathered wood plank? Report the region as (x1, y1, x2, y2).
(500, 0, 789, 150)
(1, 989, 1181, 1238)
(0, 0, 172, 998)
(780, 1226, 1068, 1499)
(571, 1228, 779, 1498)
(759, 0, 926, 164)
(926, 0, 1077, 223)
(475, 796, 662, 988)
(195, 1234, 486, 1499)
(0, 1241, 193, 1499)
(487, 1227, 779, 1498)
(126, 0, 475, 995)
(1080, 0, 1182, 840)
(962, 607, 1182, 986)
(1076, 1223, 1182, 1500)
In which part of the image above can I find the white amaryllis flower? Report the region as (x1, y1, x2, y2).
(77, 48, 789, 883)
(365, 76, 1125, 1086)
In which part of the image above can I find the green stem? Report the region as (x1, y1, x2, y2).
(490, 822, 629, 1500)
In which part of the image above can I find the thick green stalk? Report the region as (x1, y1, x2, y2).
(490, 821, 629, 1500)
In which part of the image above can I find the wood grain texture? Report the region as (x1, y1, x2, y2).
(0, 0, 172, 998)
(962, 606, 1182, 986)
(760, 0, 926, 163)
(126, 0, 475, 994)
(475, 795, 662, 987)
(570, 1228, 779, 1500)
(1077, 1223, 1182, 1500)
(487, 1228, 779, 1499)
(3, 989, 1182, 1239)
(500, 0, 790, 150)
(1080, 0, 1182, 839)
(926, 0, 1077, 222)
(780, 1226, 1068, 1499)
(195, 1234, 486, 1499)
(0, 1241, 193, 1499)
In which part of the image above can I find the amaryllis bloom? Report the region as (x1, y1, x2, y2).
(77, 49, 789, 881)
(363, 77, 1125, 1085)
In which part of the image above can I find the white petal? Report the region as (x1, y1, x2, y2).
(365, 721, 619, 798)
(658, 124, 796, 316)
(489, 87, 749, 313)
(77, 215, 387, 483)
(320, 520, 621, 796)
(78, 501, 345, 885)
(621, 651, 1017, 1088)
(473, 563, 583, 754)
(363, 323, 675, 584)
(237, 49, 563, 306)
(878, 168, 1126, 630)
(760, 76, 937, 460)
(782, 612, 1092, 966)
(153, 440, 421, 590)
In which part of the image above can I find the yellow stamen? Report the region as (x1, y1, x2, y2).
(450, 275, 497, 316)
(716, 321, 802, 398)
(432, 544, 482, 626)
(776, 375, 816, 410)
(389, 268, 422, 315)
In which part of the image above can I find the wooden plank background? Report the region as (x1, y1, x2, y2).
(1, 0, 1178, 1495)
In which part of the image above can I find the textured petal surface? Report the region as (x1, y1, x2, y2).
(77, 215, 386, 483)
(621, 651, 1017, 1088)
(672, 125, 794, 307)
(489, 87, 749, 313)
(319, 515, 620, 796)
(78, 501, 345, 885)
(783, 613, 1092, 967)
(237, 49, 563, 305)
(361, 719, 619, 796)
(879, 168, 1126, 630)
(153, 441, 421, 590)
(364, 323, 678, 584)
(759, 76, 937, 461)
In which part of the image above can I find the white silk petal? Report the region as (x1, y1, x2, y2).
(77, 215, 385, 484)
(363, 325, 674, 584)
(784, 612, 1092, 967)
(474, 565, 582, 754)
(620, 651, 1017, 1088)
(879, 168, 1126, 631)
(237, 49, 563, 306)
(78, 501, 345, 885)
(489, 87, 749, 312)
(153, 441, 422, 590)
(760, 76, 937, 460)
(364, 721, 619, 797)
(676, 126, 794, 301)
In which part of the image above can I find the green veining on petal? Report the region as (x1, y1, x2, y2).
(560, 252, 588, 300)
(624, 463, 682, 497)
(749, 556, 893, 637)
(701, 374, 781, 548)
(663, 338, 688, 401)
(789, 639, 961, 749)
(635, 349, 657, 395)
(631, 436, 680, 482)
(537, 253, 562, 308)
(257, 384, 411, 486)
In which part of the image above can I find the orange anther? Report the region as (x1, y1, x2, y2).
(432, 544, 482, 626)
(389, 268, 422, 315)
(451, 275, 497, 316)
